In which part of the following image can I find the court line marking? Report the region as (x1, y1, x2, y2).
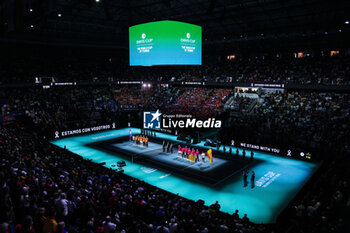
(182, 161, 202, 169)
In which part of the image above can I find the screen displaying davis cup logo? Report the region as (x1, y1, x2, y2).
(143, 110, 162, 129)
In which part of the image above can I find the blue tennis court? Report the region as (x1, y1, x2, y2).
(51, 128, 319, 223)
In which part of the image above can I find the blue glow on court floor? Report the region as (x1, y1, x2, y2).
(51, 128, 319, 223)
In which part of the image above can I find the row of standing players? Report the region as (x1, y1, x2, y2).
(132, 135, 149, 147)
(162, 140, 255, 161)
(217, 144, 254, 159)
(163, 141, 206, 163)
(132, 130, 157, 147)
(140, 131, 256, 187)
(178, 145, 205, 163)
(140, 129, 156, 137)
(140, 129, 254, 160)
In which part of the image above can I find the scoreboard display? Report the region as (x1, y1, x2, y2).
(129, 20, 202, 66)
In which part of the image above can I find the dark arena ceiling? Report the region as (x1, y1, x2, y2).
(0, 0, 350, 52)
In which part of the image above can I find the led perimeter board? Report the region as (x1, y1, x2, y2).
(129, 20, 202, 66)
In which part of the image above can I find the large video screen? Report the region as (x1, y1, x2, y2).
(129, 20, 202, 66)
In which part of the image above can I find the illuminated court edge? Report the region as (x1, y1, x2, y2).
(51, 128, 319, 223)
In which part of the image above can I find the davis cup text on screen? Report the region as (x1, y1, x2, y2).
(129, 20, 202, 66)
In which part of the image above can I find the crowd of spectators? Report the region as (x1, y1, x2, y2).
(0, 124, 273, 233)
(113, 87, 154, 110)
(145, 87, 181, 110)
(1, 42, 350, 233)
(1, 47, 349, 86)
(1, 88, 349, 232)
(204, 55, 350, 85)
(219, 90, 350, 232)
(2, 85, 349, 159)
(167, 88, 231, 118)
(288, 154, 350, 233)
(1, 86, 233, 134)
(224, 94, 257, 113)
(0, 86, 349, 232)
(126, 55, 350, 85)
(204, 89, 231, 109)
(169, 88, 209, 118)
(0, 87, 119, 134)
(221, 91, 350, 158)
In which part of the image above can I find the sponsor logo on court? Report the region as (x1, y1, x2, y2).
(255, 171, 280, 188)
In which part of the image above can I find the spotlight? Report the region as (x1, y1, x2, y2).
(345, 21, 349, 24)
(147, 84, 151, 87)
(29, 8, 33, 12)
(58, 13, 62, 17)
(30, 25, 34, 28)
(339, 29, 342, 32)
(96, 0, 100, 2)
